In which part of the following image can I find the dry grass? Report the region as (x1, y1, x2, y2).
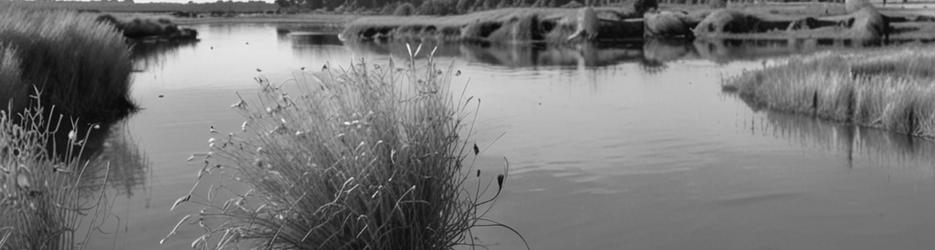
(0, 93, 110, 250)
(723, 46, 935, 137)
(167, 46, 524, 249)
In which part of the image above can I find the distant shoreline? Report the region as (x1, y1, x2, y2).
(168, 14, 356, 26)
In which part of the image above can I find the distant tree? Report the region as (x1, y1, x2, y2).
(393, 2, 415, 15)
(633, 0, 657, 15)
(418, 0, 457, 15)
(456, 0, 474, 13)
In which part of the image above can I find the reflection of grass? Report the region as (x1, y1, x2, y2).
(91, 122, 150, 198)
(0, 7, 135, 124)
(0, 97, 109, 249)
(131, 40, 198, 70)
(170, 49, 522, 249)
(723, 46, 935, 138)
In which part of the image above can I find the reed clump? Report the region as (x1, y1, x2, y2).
(172, 46, 522, 249)
(0, 94, 109, 249)
(723, 47, 935, 138)
(0, 8, 135, 124)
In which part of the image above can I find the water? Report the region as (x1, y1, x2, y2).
(85, 23, 935, 249)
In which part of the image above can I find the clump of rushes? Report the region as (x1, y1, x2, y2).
(0, 7, 135, 124)
(723, 46, 935, 137)
(0, 92, 110, 249)
(170, 44, 525, 249)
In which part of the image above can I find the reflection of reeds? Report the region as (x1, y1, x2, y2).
(0, 8, 135, 124)
(755, 111, 935, 181)
(89, 122, 150, 198)
(724, 47, 935, 138)
(0, 97, 109, 249)
(131, 40, 198, 71)
(169, 48, 521, 249)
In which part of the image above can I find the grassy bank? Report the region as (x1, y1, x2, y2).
(169, 50, 519, 248)
(723, 46, 935, 138)
(0, 8, 135, 124)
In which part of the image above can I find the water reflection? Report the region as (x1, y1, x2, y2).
(90, 121, 150, 198)
(340, 37, 914, 73)
(751, 110, 935, 181)
(131, 41, 199, 70)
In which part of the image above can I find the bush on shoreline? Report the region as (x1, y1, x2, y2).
(169, 48, 522, 249)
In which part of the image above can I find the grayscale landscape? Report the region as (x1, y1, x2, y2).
(3, 0, 935, 249)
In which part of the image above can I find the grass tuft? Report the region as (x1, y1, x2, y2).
(172, 47, 523, 249)
(723, 46, 935, 138)
(0, 93, 110, 250)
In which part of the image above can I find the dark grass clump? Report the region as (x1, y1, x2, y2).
(169, 46, 524, 249)
(96, 14, 199, 41)
(0, 8, 135, 125)
(723, 47, 935, 137)
(0, 95, 110, 249)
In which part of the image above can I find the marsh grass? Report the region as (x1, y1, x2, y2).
(0, 93, 110, 250)
(169, 46, 524, 249)
(0, 8, 135, 124)
(723, 46, 935, 138)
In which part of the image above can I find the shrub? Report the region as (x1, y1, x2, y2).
(0, 8, 134, 124)
(418, 0, 458, 15)
(394, 2, 416, 16)
(169, 47, 523, 249)
(709, 0, 726, 8)
(561, 0, 583, 8)
(456, 0, 475, 13)
(634, 0, 658, 15)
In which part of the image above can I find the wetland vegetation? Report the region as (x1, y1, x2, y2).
(8, 0, 935, 249)
(723, 46, 935, 138)
(165, 49, 520, 248)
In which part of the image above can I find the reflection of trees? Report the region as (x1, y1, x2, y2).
(344, 40, 649, 69)
(343, 37, 882, 70)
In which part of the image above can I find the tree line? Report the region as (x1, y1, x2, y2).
(273, 0, 630, 12)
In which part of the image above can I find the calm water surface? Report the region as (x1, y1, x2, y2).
(87, 23, 935, 249)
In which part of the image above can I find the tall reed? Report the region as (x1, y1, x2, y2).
(169, 46, 523, 249)
(0, 93, 110, 250)
(723, 47, 935, 138)
(0, 7, 135, 124)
